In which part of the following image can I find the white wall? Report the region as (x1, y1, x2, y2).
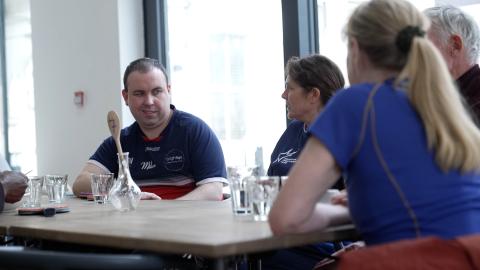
(30, 0, 143, 182)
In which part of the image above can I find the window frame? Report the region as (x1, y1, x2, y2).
(0, 0, 10, 163)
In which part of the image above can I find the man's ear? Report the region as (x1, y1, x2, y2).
(121, 89, 129, 106)
(450, 34, 463, 56)
(167, 85, 172, 103)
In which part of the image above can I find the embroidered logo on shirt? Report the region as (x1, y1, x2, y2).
(164, 149, 185, 171)
(140, 161, 157, 170)
(145, 146, 160, 152)
(273, 148, 298, 164)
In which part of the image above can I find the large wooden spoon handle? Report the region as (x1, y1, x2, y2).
(107, 111, 124, 162)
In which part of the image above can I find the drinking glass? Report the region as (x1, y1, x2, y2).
(45, 174, 68, 203)
(249, 176, 280, 221)
(25, 176, 44, 207)
(227, 166, 254, 216)
(90, 173, 114, 204)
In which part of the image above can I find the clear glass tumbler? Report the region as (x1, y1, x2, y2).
(25, 176, 44, 207)
(249, 176, 280, 221)
(90, 173, 114, 204)
(228, 169, 253, 216)
(45, 174, 67, 203)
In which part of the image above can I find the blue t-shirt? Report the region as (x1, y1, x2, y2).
(89, 106, 227, 189)
(310, 80, 480, 245)
(268, 120, 308, 177)
(268, 120, 344, 189)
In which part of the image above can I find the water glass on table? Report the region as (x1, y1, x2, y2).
(90, 173, 114, 204)
(228, 167, 253, 216)
(45, 174, 68, 203)
(24, 176, 44, 207)
(249, 176, 280, 221)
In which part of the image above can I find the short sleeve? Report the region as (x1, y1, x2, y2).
(89, 137, 117, 173)
(188, 120, 227, 181)
(309, 87, 369, 170)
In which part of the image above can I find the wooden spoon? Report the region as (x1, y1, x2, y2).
(107, 111, 124, 163)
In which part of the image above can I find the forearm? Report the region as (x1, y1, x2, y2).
(270, 202, 350, 235)
(292, 203, 351, 234)
(269, 137, 346, 235)
(176, 182, 223, 201)
(72, 173, 92, 197)
(73, 163, 108, 197)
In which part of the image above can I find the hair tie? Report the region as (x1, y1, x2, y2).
(395, 26, 425, 53)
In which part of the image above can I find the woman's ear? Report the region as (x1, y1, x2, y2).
(311, 87, 321, 98)
(347, 37, 366, 84)
(349, 38, 360, 66)
(309, 87, 322, 104)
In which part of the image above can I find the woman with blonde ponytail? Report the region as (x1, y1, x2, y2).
(269, 0, 480, 246)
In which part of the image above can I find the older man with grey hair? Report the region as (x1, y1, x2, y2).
(425, 5, 480, 121)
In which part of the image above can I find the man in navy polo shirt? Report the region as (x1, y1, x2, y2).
(73, 58, 227, 200)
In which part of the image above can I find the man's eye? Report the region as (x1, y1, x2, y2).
(133, 92, 143, 96)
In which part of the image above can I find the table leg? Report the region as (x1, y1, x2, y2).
(212, 258, 227, 270)
(248, 257, 262, 270)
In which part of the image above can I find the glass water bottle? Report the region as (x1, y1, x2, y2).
(109, 152, 141, 211)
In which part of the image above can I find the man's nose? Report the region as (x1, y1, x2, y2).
(144, 94, 154, 104)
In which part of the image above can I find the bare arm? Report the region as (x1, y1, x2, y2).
(269, 137, 351, 235)
(176, 181, 223, 201)
(72, 163, 109, 197)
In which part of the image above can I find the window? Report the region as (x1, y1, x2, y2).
(147, 0, 480, 177)
(165, 0, 285, 172)
(317, 0, 436, 83)
(4, 0, 36, 173)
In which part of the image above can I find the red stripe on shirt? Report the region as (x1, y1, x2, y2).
(141, 183, 195, 200)
(142, 135, 163, 142)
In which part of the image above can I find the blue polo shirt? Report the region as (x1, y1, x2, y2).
(89, 106, 227, 198)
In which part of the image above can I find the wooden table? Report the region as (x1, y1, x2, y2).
(0, 198, 357, 264)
